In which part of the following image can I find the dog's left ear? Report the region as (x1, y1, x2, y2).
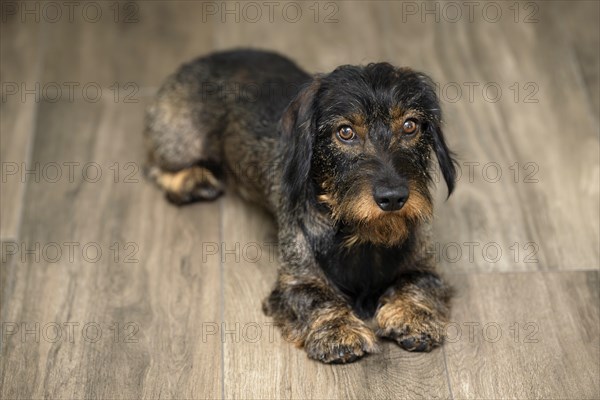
(411, 70, 457, 197)
(431, 123, 457, 197)
(278, 77, 322, 213)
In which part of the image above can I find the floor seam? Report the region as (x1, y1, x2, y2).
(443, 269, 600, 275)
(442, 346, 454, 400)
(11, 23, 44, 246)
(219, 198, 225, 400)
(0, 21, 47, 324)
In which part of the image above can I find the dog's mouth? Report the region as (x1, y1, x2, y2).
(318, 185, 432, 247)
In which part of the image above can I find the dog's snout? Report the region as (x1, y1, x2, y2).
(373, 185, 409, 212)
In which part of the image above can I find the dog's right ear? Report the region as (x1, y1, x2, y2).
(278, 77, 321, 214)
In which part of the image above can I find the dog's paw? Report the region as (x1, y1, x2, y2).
(376, 303, 446, 352)
(304, 312, 379, 364)
(148, 166, 223, 205)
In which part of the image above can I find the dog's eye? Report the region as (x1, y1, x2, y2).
(402, 119, 418, 135)
(337, 126, 356, 141)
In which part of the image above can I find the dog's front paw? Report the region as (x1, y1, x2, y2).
(304, 311, 379, 364)
(376, 302, 447, 352)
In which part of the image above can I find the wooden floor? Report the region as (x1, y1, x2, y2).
(1, 1, 598, 399)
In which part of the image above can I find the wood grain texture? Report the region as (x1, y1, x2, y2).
(548, 1, 600, 118)
(0, 240, 16, 321)
(211, 1, 387, 72)
(0, 99, 222, 399)
(39, 2, 215, 89)
(422, 2, 599, 272)
(444, 271, 600, 399)
(0, 18, 40, 240)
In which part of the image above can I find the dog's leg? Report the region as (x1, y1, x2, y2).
(263, 272, 379, 364)
(376, 271, 452, 352)
(145, 164, 224, 205)
(143, 62, 229, 206)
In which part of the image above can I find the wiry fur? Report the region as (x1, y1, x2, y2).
(144, 49, 457, 363)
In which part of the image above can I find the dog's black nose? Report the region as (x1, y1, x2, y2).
(373, 186, 409, 211)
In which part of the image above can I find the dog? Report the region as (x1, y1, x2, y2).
(144, 49, 456, 364)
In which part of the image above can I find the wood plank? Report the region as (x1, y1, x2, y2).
(0, 18, 40, 240)
(0, 240, 16, 319)
(444, 271, 599, 399)
(220, 195, 451, 399)
(212, 1, 388, 72)
(39, 2, 215, 89)
(547, 1, 600, 118)
(378, 1, 600, 271)
(0, 98, 222, 399)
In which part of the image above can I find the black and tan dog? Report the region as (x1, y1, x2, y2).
(144, 49, 456, 363)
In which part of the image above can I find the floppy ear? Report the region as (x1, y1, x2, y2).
(278, 78, 321, 213)
(432, 124, 458, 197)
(410, 70, 458, 197)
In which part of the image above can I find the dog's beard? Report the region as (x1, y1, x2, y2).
(319, 182, 432, 247)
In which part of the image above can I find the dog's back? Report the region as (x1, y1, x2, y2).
(143, 49, 310, 206)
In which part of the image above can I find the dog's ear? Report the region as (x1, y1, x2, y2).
(408, 70, 458, 197)
(431, 123, 458, 197)
(412, 71, 458, 197)
(278, 77, 321, 213)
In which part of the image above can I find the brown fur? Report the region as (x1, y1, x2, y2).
(319, 180, 433, 247)
(376, 276, 452, 351)
(146, 165, 223, 204)
(263, 272, 379, 363)
(305, 307, 380, 363)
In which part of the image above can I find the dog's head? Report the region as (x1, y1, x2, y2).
(279, 63, 456, 247)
